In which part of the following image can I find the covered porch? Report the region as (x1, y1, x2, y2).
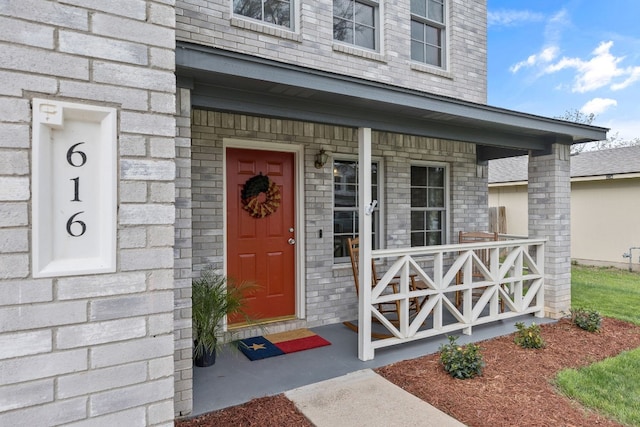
(174, 42, 608, 415)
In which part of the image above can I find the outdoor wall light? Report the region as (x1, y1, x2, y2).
(314, 149, 329, 168)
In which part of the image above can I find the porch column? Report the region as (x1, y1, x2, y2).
(358, 127, 374, 361)
(174, 86, 194, 416)
(527, 143, 571, 318)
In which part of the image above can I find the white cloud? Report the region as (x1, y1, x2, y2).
(580, 98, 617, 115)
(611, 66, 640, 90)
(544, 9, 570, 44)
(488, 9, 545, 27)
(513, 41, 640, 93)
(509, 9, 567, 73)
(543, 41, 625, 93)
(510, 46, 559, 73)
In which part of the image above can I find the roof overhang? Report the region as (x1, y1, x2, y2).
(176, 42, 608, 161)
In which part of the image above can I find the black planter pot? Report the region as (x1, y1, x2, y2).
(194, 344, 217, 367)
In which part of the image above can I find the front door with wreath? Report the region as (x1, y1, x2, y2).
(226, 147, 296, 324)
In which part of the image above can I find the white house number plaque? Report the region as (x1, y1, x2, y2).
(32, 99, 117, 278)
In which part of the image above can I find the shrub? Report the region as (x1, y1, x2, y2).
(570, 307, 602, 332)
(514, 322, 545, 349)
(439, 335, 484, 379)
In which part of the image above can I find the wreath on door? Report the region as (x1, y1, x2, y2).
(241, 173, 281, 218)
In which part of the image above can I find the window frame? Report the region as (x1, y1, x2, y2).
(232, 0, 297, 31)
(409, 161, 450, 247)
(332, 155, 384, 264)
(332, 0, 380, 52)
(410, 0, 448, 69)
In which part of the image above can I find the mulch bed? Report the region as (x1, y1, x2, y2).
(177, 317, 640, 427)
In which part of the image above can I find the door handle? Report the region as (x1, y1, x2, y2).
(288, 238, 295, 245)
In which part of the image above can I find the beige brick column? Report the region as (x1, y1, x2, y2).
(528, 144, 572, 318)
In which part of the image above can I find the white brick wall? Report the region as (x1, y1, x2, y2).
(0, 2, 177, 426)
(528, 144, 572, 318)
(176, 0, 487, 103)
(191, 110, 487, 327)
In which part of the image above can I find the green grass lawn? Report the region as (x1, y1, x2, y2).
(571, 265, 640, 325)
(554, 265, 640, 426)
(556, 347, 640, 426)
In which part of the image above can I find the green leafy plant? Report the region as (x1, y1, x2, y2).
(192, 268, 258, 361)
(514, 322, 545, 349)
(439, 335, 485, 379)
(570, 307, 602, 332)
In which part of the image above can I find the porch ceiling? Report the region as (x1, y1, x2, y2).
(176, 42, 608, 161)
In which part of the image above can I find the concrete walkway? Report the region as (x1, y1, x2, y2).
(285, 369, 466, 427)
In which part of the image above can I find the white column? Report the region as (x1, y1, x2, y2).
(358, 127, 374, 361)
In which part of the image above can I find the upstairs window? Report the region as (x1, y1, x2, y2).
(410, 164, 447, 246)
(233, 0, 293, 29)
(333, 0, 378, 50)
(410, 0, 446, 68)
(333, 159, 380, 262)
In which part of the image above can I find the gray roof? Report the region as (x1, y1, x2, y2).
(488, 145, 640, 183)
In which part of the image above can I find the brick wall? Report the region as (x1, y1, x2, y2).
(190, 110, 487, 327)
(528, 144, 572, 318)
(0, 1, 177, 425)
(175, 0, 487, 104)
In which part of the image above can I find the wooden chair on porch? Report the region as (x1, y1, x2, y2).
(343, 237, 423, 337)
(455, 231, 504, 311)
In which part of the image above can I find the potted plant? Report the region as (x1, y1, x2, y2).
(192, 268, 256, 367)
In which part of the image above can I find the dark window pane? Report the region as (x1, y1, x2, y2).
(334, 211, 355, 233)
(372, 184, 378, 200)
(411, 211, 425, 230)
(410, 20, 424, 42)
(426, 231, 442, 246)
(333, 17, 352, 42)
(265, 0, 290, 26)
(334, 235, 349, 258)
(426, 211, 441, 230)
(428, 167, 444, 187)
(234, 0, 262, 20)
(411, 188, 427, 207)
(333, 0, 352, 18)
(410, 0, 426, 17)
(335, 183, 356, 207)
(426, 45, 441, 66)
(411, 232, 425, 247)
(411, 165, 427, 186)
(355, 2, 374, 26)
(428, 0, 444, 23)
(426, 25, 440, 46)
(355, 25, 375, 49)
(411, 40, 424, 62)
(428, 188, 444, 207)
(334, 161, 357, 184)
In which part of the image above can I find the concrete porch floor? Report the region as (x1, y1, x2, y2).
(191, 314, 554, 416)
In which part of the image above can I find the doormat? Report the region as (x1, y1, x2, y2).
(237, 328, 331, 361)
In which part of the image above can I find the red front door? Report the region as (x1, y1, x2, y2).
(226, 148, 296, 324)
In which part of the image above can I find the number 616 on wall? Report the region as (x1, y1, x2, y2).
(32, 99, 117, 278)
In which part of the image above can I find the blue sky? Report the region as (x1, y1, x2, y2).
(487, 0, 640, 140)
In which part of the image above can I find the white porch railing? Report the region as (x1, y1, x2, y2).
(358, 238, 546, 361)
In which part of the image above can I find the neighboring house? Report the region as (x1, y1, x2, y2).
(489, 146, 640, 271)
(0, 1, 607, 424)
